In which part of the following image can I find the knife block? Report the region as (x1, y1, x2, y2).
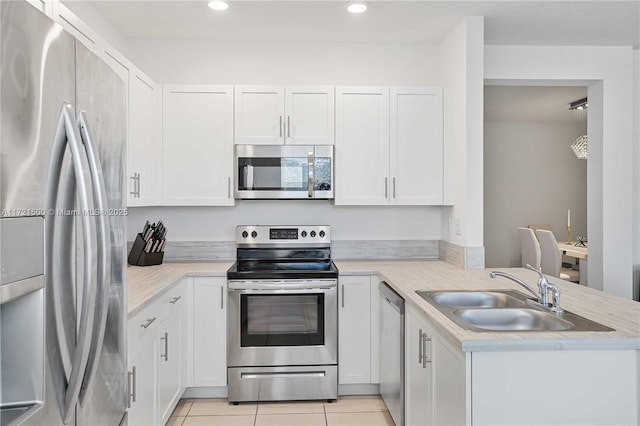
(128, 233, 164, 266)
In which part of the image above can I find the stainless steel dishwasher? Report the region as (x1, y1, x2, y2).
(379, 281, 405, 426)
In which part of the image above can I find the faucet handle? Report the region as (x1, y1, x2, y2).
(525, 264, 549, 286)
(525, 264, 551, 306)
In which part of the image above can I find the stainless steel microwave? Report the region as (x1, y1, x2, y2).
(234, 145, 334, 199)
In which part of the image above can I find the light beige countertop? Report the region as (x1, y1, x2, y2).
(127, 259, 640, 352)
(127, 261, 232, 315)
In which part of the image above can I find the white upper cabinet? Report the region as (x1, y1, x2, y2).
(162, 85, 234, 206)
(235, 86, 335, 145)
(285, 86, 335, 145)
(335, 87, 390, 205)
(235, 86, 285, 145)
(335, 86, 444, 206)
(390, 87, 443, 205)
(128, 71, 161, 207)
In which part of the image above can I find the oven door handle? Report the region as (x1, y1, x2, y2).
(228, 282, 336, 291)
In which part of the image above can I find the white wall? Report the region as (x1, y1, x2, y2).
(438, 17, 485, 257)
(126, 203, 442, 242)
(484, 121, 587, 268)
(485, 45, 635, 298)
(62, 0, 128, 53)
(125, 39, 440, 85)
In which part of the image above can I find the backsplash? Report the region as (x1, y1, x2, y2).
(127, 239, 440, 262)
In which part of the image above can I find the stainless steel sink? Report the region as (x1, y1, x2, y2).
(454, 308, 574, 331)
(416, 289, 614, 333)
(426, 291, 523, 308)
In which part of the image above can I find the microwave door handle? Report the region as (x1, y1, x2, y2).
(308, 151, 314, 198)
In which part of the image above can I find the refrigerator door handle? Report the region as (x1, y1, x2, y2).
(45, 104, 99, 424)
(76, 111, 112, 405)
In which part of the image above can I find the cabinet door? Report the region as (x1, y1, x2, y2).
(335, 87, 390, 205)
(163, 85, 234, 205)
(285, 86, 335, 145)
(128, 72, 160, 206)
(235, 85, 285, 145)
(157, 308, 185, 425)
(390, 88, 443, 205)
(193, 277, 227, 387)
(338, 275, 371, 384)
(405, 306, 434, 426)
(128, 337, 157, 426)
(432, 330, 466, 426)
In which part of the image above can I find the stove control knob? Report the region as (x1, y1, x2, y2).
(242, 231, 248, 238)
(301, 230, 308, 238)
(310, 230, 317, 238)
(251, 231, 258, 238)
(319, 230, 326, 238)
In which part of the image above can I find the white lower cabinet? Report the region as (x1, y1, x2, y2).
(338, 275, 380, 386)
(405, 304, 465, 426)
(128, 335, 157, 426)
(128, 280, 187, 426)
(193, 277, 227, 387)
(157, 307, 186, 425)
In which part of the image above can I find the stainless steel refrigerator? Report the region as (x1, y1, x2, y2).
(1, 1, 127, 425)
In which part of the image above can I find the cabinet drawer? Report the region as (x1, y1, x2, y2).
(128, 281, 186, 351)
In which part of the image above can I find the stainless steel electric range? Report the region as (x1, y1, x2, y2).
(226, 225, 338, 403)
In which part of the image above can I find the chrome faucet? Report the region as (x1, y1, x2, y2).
(489, 265, 563, 313)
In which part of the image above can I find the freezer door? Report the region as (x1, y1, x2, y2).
(0, 0, 75, 216)
(74, 43, 128, 426)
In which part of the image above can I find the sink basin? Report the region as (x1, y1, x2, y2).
(425, 291, 523, 308)
(415, 289, 614, 333)
(454, 308, 575, 331)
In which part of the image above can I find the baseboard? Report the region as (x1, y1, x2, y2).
(337, 384, 380, 396)
(183, 386, 228, 398)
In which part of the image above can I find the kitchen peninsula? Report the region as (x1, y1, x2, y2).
(127, 259, 640, 425)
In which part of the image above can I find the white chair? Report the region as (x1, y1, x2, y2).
(517, 227, 541, 269)
(535, 229, 580, 282)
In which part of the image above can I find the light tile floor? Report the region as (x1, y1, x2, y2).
(169, 395, 394, 426)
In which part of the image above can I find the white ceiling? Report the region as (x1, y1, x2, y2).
(66, 0, 640, 46)
(484, 86, 589, 123)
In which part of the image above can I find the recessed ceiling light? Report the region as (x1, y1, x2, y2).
(346, 2, 367, 14)
(208, 1, 229, 11)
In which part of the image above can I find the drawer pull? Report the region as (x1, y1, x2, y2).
(140, 317, 157, 328)
(169, 296, 181, 304)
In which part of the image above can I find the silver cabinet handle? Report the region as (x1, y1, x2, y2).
(169, 296, 181, 304)
(228, 177, 231, 199)
(128, 366, 136, 407)
(422, 334, 432, 368)
(220, 286, 224, 310)
(160, 332, 169, 361)
(129, 174, 137, 197)
(393, 177, 396, 198)
(140, 317, 157, 328)
(384, 177, 388, 198)
(418, 328, 423, 364)
(279, 115, 283, 137)
(308, 151, 314, 198)
(130, 173, 140, 198)
(341, 285, 345, 308)
(287, 116, 291, 138)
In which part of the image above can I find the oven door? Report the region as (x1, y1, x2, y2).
(228, 280, 337, 367)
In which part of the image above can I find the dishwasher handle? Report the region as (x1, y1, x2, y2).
(379, 281, 405, 314)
